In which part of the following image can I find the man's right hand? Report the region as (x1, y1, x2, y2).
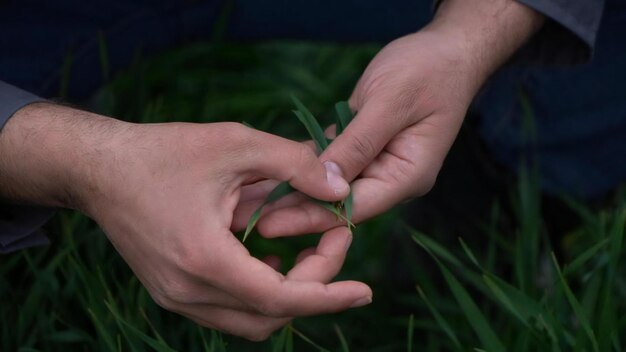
(0, 103, 372, 341)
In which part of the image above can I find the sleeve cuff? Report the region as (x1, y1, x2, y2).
(513, 0, 606, 65)
(0, 80, 47, 130)
(432, 0, 606, 66)
(0, 81, 54, 253)
(0, 204, 54, 254)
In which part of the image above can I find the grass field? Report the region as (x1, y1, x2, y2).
(2, 41, 626, 351)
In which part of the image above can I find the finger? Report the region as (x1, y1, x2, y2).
(212, 233, 372, 317)
(295, 247, 316, 264)
(262, 255, 282, 271)
(231, 180, 279, 232)
(286, 227, 352, 282)
(324, 124, 337, 139)
(320, 99, 405, 181)
(257, 176, 402, 237)
(239, 127, 350, 201)
(257, 197, 346, 237)
(178, 304, 290, 341)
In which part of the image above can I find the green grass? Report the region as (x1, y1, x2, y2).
(2, 40, 626, 351)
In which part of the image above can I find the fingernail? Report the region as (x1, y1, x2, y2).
(324, 161, 349, 196)
(350, 296, 372, 308)
(344, 232, 353, 253)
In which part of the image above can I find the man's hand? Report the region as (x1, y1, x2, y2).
(0, 103, 372, 341)
(254, 0, 544, 236)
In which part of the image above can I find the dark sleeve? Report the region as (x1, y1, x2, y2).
(0, 81, 54, 253)
(513, 0, 606, 65)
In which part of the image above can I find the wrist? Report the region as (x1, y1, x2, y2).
(0, 103, 128, 214)
(424, 0, 544, 84)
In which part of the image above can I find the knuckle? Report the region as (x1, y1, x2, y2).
(340, 133, 377, 171)
(353, 134, 377, 161)
(256, 299, 285, 317)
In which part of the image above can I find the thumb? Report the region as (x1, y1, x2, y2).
(320, 100, 405, 181)
(240, 127, 350, 202)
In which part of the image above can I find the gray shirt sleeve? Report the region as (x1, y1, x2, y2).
(434, 0, 606, 65)
(0, 81, 54, 253)
(513, 0, 606, 65)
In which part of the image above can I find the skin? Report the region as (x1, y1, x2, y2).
(1, 0, 544, 342)
(252, 0, 545, 237)
(0, 103, 371, 341)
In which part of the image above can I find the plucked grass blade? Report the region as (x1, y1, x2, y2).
(413, 235, 506, 352)
(312, 199, 355, 229)
(551, 253, 599, 352)
(344, 193, 353, 223)
(416, 286, 462, 351)
(334, 101, 354, 135)
(291, 95, 328, 151)
(243, 182, 294, 242)
(333, 324, 350, 352)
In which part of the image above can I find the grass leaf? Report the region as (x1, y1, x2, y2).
(289, 325, 330, 352)
(334, 101, 354, 135)
(105, 302, 177, 352)
(243, 182, 294, 242)
(413, 235, 506, 352)
(334, 324, 350, 352)
(291, 95, 328, 152)
(551, 253, 599, 352)
(312, 199, 355, 229)
(416, 286, 462, 350)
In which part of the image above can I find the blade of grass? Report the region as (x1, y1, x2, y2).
(243, 182, 294, 241)
(410, 230, 463, 267)
(597, 209, 625, 351)
(105, 302, 177, 352)
(407, 314, 414, 352)
(551, 253, 599, 352)
(459, 238, 482, 270)
(344, 193, 353, 223)
(334, 101, 354, 135)
(416, 286, 462, 350)
(333, 324, 350, 352)
(312, 199, 355, 229)
(562, 238, 609, 276)
(289, 325, 330, 352)
(413, 236, 506, 352)
(291, 95, 328, 152)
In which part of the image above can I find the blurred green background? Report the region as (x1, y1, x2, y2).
(2, 40, 626, 352)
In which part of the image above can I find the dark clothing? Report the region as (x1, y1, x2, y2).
(0, 0, 617, 253)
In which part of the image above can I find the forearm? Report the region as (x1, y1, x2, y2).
(427, 0, 545, 87)
(0, 103, 122, 212)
